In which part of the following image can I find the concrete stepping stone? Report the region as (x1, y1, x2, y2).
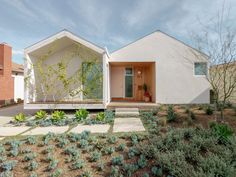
(22, 126, 69, 136)
(113, 118, 145, 133)
(115, 108, 139, 117)
(0, 126, 30, 136)
(70, 124, 110, 133)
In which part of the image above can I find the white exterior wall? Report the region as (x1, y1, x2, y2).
(12, 74, 24, 101)
(110, 31, 210, 104)
(24, 32, 106, 109)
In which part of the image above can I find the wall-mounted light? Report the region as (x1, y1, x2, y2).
(137, 70, 142, 76)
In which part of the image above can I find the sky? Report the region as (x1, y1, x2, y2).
(0, 0, 236, 64)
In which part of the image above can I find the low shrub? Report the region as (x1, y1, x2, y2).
(96, 112, 105, 121)
(143, 172, 150, 177)
(67, 132, 81, 142)
(49, 168, 63, 177)
(151, 166, 163, 177)
(209, 122, 233, 143)
(75, 109, 89, 121)
(79, 139, 89, 149)
(29, 172, 37, 177)
(80, 170, 92, 177)
(14, 113, 26, 122)
(107, 135, 117, 144)
(81, 130, 90, 140)
(0, 144, 6, 155)
(128, 146, 139, 158)
(137, 155, 147, 168)
(21, 147, 32, 154)
(71, 159, 85, 169)
(51, 110, 66, 122)
(110, 165, 120, 177)
(205, 105, 213, 115)
(90, 151, 101, 162)
(104, 146, 115, 155)
(139, 127, 236, 177)
(123, 163, 139, 176)
(111, 155, 124, 166)
(0, 160, 17, 171)
(117, 143, 126, 151)
(28, 160, 38, 171)
(35, 110, 47, 120)
(47, 159, 58, 171)
(130, 134, 139, 145)
(25, 136, 37, 145)
(167, 105, 176, 122)
(23, 152, 37, 162)
(43, 145, 55, 154)
(97, 161, 105, 171)
(104, 110, 115, 123)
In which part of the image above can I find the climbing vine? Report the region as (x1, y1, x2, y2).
(25, 41, 103, 103)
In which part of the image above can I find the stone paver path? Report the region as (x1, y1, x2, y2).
(70, 124, 110, 133)
(0, 126, 30, 136)
(113, 118, 145, 133)
(22, 126, 69, 136)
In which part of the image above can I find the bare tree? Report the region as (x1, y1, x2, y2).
(190, 3, 236, 121)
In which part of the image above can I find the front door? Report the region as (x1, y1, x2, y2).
(125, 67, 133, 98)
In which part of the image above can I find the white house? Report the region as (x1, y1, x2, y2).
(24, 30, 210, 109)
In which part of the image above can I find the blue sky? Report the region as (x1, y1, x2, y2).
(0, 0, 236, 64)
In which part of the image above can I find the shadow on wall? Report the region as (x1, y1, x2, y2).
(189, 88, 210, 104)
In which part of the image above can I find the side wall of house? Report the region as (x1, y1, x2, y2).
(110, 32, 210, 104)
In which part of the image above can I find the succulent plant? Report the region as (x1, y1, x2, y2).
(35, 110, 48, 120)
(14, 113, 26, 122)
(75, 109, 89, 121)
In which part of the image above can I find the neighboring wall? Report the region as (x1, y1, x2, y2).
(110, 31, 210, 104)
(12, 73, 24, 101)
(0, 44, 14, 104)
(210, 63, 236, 104)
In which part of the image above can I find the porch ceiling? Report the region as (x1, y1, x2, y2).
(28, 37, 77, 57)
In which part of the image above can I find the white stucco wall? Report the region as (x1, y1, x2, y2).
(12, 74, 24, 101)
(110, 31, 210, 104)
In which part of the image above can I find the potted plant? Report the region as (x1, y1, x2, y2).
(143, 83, 150, 102)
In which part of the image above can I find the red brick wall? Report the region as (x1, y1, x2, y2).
(0, 44, 14, 103)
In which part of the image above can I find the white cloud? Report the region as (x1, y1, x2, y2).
(12, 49, 23, 55)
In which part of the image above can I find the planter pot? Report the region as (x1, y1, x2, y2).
(144, 96, 150, 102)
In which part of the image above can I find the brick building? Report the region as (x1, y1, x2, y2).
(0, 43, 24, 105)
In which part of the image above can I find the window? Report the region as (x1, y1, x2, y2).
(125, 68, 133, 97)
(194, 62, 207, 76)
(82, 62, 103, 99)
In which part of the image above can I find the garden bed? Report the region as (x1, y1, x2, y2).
(11, 109, 115, 127)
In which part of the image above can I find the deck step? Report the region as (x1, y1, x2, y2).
(115, 108, 139, 112)
(115, 108, 139, 117)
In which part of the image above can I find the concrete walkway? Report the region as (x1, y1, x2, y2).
(22, 126, 69, 136)
(70, 124, 110, 133)
(0, 104, 38, 126)
(113, 118, 145, 133)
(0, 127, 30, 136)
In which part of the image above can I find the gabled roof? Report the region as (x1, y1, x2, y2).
(111, 30, 208, 57)
(25, 29, 105, 54)
(12, 62, 24, 73)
